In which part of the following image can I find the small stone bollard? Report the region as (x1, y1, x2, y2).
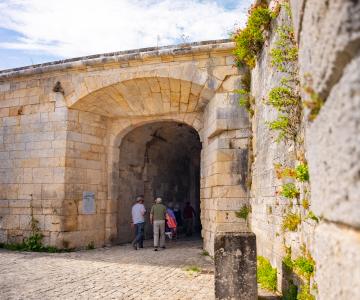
(215, 232, 257, 300)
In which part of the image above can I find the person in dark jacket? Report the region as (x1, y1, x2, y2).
(183, 202, 196, 236)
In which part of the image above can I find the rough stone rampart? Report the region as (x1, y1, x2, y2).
(250, 0, 360, 298)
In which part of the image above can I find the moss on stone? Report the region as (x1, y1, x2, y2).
(235, 205, 251, 220)
(282, 212, 301, 231)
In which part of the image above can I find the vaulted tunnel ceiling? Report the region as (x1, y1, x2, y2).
(71, 77, 214, 117)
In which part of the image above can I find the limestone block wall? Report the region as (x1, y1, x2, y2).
(60, 109, 108, 248)
(250, 6, 317, 292)
(298, 0, 360, 298)
(201, 67, 251, 254)
(250, 0, 360, 298)
(0, 41, 252, 253)
(0, 77, 68, 245)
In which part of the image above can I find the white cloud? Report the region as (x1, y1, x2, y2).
(0, 0, 252, 58)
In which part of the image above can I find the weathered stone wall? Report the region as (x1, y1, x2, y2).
(250, 0, 360, 298)
(0, 78, 68, 245)
(1, 3, 358, 295)
(299, 1, 360, 298)
(201, 64, 251, 253)
(0, 41, 251, 255)
(250, 4, 316, 290)
(60, 109, 108, 248)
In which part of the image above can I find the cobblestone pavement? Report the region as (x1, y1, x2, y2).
(0, 239, 215, 300)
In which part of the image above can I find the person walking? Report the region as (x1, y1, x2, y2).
(183, 201, 196, 236)
(131, 195, 146, 250)
(150, 197, 167, 251)
(173, 203, 183, 228)
(165, 205, 177, 240)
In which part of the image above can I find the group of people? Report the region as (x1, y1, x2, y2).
(131, 196, 196, 251)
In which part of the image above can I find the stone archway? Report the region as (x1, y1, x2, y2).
(114, 121, 202, 244)
(0, 40, 251, 254)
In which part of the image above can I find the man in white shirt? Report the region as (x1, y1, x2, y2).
(131, 195, 146, 250)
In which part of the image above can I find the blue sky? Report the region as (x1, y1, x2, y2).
(0, 0, 252, 70)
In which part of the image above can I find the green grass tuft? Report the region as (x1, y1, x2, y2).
(297, 284, 315, 300)
(293, 256, 315, 281)
(201, 250, 210, 257)
(184, 265, 202, 273)
(257, 256, 277, 292)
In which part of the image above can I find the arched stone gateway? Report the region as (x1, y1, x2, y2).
(0, 40, 251, 255)
(115, 121, 201, 243)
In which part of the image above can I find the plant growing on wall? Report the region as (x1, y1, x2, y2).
(306, 211, 319, 223)
(0, 200, 67, 253)
(282, 212, 301, 231)
(236, 88, 255, 116)
(270, 25, 298, 73)
(301, 198, 310, 209)
(302, 74, 324, 121)
(280, 183, 299, 199)
(295, 163, 309, 182)
(275, 163, 295, 179)
(232, 2, 273, 69)
(23, 216, 44, 251)
(235, 205, 251, 220)
(265, 4, 301, 143)
(275, 162, 309, 182)
(283, 281, 298, 300)
(297, 284, 315, 300)
(257, 256, 277, 291)
(293, 256, 315, 280)
(268, 86, 299, 110)
(282, 245, 317, 299)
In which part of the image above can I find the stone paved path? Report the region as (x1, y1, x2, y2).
(0, 238, 279, 300)
(0, 239, 215, 300)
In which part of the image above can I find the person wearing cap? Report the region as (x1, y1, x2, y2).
(131, 195, 146, 250)
(150, 197, 167, 251)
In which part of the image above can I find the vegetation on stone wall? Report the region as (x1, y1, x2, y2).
(0, 214, 58, 252)
(275, 162, 309, 182)
(237, 89, 255, 116)
(0, 201, 70, 253)
(232, 1, 273, 69)
(270, 25, 298, 73)
(301, 198, 310, 210)
(295, 163, 309, 182)
(297, 284, 315, 300)
(279, 183, 300, 199)
(282, 212, 301, 232)
(283, 281, 299, 300)
(233, 1, 320, 298)
(257, 256, 278, 291)
(235, 205, 251, 220)
(302, 74, 324, 121)
(282, 246, 317, 300)
(305, 211, 319, 223)
(284, 253, 315, 281)
(266, 20, 301, 143)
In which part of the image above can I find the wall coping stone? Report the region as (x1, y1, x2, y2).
(0, 39, 234, 80)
